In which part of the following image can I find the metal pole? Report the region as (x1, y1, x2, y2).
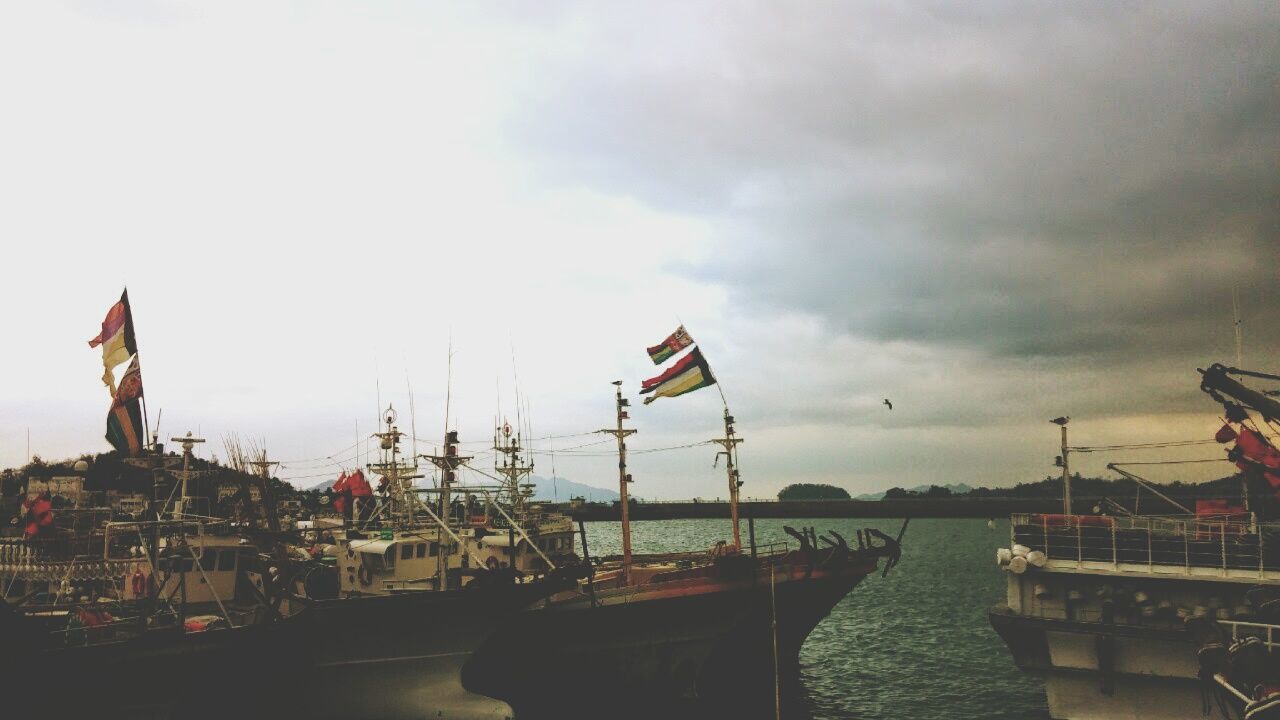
(725, 407, 741, 548)
(1062, 423, 1071, 516)
(616, 385, 632, 579)
(600, 382, 636, 583)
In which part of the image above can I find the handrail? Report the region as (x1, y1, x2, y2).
(1008, 512, 1269, 577)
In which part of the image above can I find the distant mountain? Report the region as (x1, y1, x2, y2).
(528, 475, 619, 503)
(855, 483, 973, 501)
(302, 473, 619, 503)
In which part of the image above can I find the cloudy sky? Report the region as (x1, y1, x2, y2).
(1, 1, 1277, 499)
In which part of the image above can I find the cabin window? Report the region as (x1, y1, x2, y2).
(383, 548, 396, 570)
(217, 550, 236, 572)
(415, 543, 426, 559)
(197, 549, 217, 570)
(401, 544, 414, 561)
(175, 557, 193, 573)
(429, 542, 439, 557)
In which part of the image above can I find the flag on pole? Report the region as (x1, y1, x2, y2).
(105, 357, 145, 456)
(106, 396, 145, 456)
(640, 347, 717, 404)
(88, 289, 137, 392)
(646, 326, 693, 365)
(114, 356, 144, 405)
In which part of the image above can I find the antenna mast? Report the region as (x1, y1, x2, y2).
(372, 405, 423, 523)
(421, 429, 471, 590)
(599, 381, 637, 583)
(494, 419, 535, 515)
(169, 431, 206, 516)
(712, 407, 744, 548)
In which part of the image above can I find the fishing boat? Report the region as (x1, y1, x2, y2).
(463, 379, 903, 716)
(294, 406, 582, 720)
(1, 453, 306, 718)
(990, 364, 1280, 719)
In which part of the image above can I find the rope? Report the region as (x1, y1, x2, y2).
(1109, 459, 1228, 466)
(1071, 440, 1219, 452)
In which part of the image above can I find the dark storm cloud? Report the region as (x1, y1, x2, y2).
(508, 1, 1280, 389)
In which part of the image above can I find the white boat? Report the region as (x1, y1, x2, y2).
(990, 364, 1280, 719)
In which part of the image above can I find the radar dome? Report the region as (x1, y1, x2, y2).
(73, 460, 89, 473)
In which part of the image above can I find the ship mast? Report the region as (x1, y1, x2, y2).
(494, 419, 534, 517)
(600, 381, 636, 582)
(422, 430, 471, 589)
(170, 431, 205, 516)
(369, 405, 423, 524)
(712, 407, 744, 549)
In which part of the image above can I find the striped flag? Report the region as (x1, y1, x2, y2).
(106, 398, 144, 456)
(640, 347, 717, 404)
(106, 356, 145, 456)
(646, 326, 693, 365)
(88, 289, 137, 392)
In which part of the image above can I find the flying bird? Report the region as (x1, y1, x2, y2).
(883, 398, 893, 410)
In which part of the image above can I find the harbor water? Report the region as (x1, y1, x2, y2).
(582, 517, 1050, 720)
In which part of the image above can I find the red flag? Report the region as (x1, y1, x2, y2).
(23, 492, 54, 539)
(346, 470, 372, 497)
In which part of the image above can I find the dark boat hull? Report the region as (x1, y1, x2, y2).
(297, 582, 556, 720)
(1, 580, 556, 720)
(3, 615, 305, 719)
(463, 556, 875, 717)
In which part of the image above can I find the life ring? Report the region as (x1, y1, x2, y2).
(485, 556, 500, 571)
(131, 569, 149, 597)
(357, 564, 372, 587)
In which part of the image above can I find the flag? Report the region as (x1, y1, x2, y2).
(88, 289, 137, 392)
(23, 492, 54, 538)
(106, 396, 145, 456)
(115, 356, 144, 405)
(105, 355, 145, 456)
(640, 347, 717, 404)
(646, 326, 693, 365)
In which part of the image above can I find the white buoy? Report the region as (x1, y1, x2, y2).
(1012, 544, 1031, 558)
(1068, 589, 1084, 602)
(1133, 591, 1150, 604)
(996, 548, 1013, 565)
(1026, 550, 1047, 568)
(1009, 556, 1029, 574)
(1034, 582, 1051, 599)
(987, 519, 996, 530)
(1141, 605, 1157, 618)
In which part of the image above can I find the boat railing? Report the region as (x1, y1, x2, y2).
(1009, 512, 1280, 578)
(755, 541, 790, 559)
(1218, 619, 1280, 651)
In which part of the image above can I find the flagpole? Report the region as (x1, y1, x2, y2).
(136, 353, 152, 452)
(681, 322, 740, 548)
(600, 381, 637, 584)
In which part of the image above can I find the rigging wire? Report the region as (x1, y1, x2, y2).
(1069, 439, 1219, 452)
(1107, 458, 1227, 466)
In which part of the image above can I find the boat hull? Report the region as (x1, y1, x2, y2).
(3, 614, 305, 719)
(464, 557, 874, 717)
(298, 583, 555, 720)
(1, 581, 555, 720)
(990, 605, 1206, 720)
